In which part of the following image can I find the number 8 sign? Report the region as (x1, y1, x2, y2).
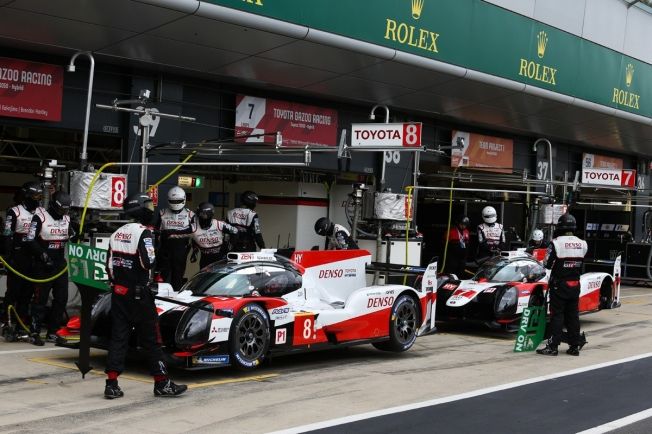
(111, 176, 127, 208)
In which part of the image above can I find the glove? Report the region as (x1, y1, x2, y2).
(190, 248, 198, 263)
(40, 252, 54, 268)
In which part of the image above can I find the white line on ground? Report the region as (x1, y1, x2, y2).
(621, 294, 652, 299)
(0, 347, 67, 355)
(268, 352, 652, 434)
(576, 407, 652, 434)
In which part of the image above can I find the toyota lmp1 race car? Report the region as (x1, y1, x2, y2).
(84, 249, 438, 370)
(436, 250, 621, 328)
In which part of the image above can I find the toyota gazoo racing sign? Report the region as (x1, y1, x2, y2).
(582, 168, 636, 188)
(350, 122, 422, 148)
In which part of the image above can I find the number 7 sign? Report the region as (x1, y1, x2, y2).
(621, 170, 636, 188)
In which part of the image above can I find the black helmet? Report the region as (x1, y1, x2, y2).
(197, 202, 214, 229)
(241, 191, 258, 209)
(50, 191, 71, 217)
(21, 181, 43, 211)
(457, 215, 470, 226)
(314, 217, 332, 236)
(557, 213, 577, 232)
(123, 192, 154, 224)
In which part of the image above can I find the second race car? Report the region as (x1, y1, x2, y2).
(436, 250, 621, 327)
(84, 249, 438, 369)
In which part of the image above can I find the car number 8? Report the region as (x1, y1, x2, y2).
(302, 318, 313, 339)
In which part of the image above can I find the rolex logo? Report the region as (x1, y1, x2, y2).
(626, 63, 634, 87)
(411, 0, 424, 19)
(537, 31, 548, 58)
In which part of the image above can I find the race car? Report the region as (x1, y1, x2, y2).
(436, 250, 621, 327)
(84, 249, 438, 370)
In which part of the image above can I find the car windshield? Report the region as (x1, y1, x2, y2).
(182, 260, 301, 297)
(474, 259, 529, 283)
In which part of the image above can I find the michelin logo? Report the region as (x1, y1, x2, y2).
(193, 355, 230, 365)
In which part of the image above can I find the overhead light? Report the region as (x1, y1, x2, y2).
(608, 201, 623, 205)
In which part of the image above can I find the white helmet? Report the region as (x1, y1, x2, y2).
(167, 186, 186, 212)
(532, 229, 544, 242)
(481, 206, 497, 224)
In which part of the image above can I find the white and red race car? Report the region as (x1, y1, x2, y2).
(436, 250, 621, 327)
(86, 250, 438, 369)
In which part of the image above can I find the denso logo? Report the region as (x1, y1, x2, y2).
(564, 242, 583, 249)
(115, 233, 131, 240)
(166, 220, 185, 226)
(367, 296, 394, 308)
(318, 269, 344, 279)
(49, 228, 67, 235)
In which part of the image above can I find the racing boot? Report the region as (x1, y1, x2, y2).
(154, 379, 187, 397)
(578, 332, 588, 350)
(566, 346, 580, 356)
(30, 332, 44, 346)
(104, 380, 124, 399)
(536, 340, 558, 356)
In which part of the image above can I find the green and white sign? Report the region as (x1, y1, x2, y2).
(513, 306, 547, 352)
(67, 244, 110, 292)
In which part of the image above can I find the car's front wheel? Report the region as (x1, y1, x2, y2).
(229, 304, 270, 370)
(373, 294, 419, 352)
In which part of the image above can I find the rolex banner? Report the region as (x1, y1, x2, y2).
(235, 95, 338, 147)
(513, 305, 547, 352)
(451, 131, 514, 174)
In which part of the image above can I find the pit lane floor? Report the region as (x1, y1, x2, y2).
(1, 285, 652, 434)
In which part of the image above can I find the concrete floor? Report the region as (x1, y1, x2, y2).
(1, 285, 651, 433)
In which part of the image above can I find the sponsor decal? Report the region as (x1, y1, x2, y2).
(234, 352, 260, 368)
(271, 307, 290, 315)
(210, 326, 230, 334)
(587, 280, 601, 290)
(193, 355, 230, 366)
(275, 328, 287, 345)
(318, 269, 344, 279)
(367, 296, 395, 308)
(115, 232, 132, 241)
(442, 283, 458, 290)
(484, 287, 497, 294)
(344, 268, 357, 278)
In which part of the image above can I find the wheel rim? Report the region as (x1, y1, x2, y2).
(235, 313, 267, 362)
(394, 300, 417, 344)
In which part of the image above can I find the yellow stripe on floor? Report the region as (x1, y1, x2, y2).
(27, 356, 279, 388)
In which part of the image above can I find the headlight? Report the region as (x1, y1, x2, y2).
(175, 302, 212, 347)
(495, 287, 518, 315)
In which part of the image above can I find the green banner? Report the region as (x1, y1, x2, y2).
(67, 244, 110, 292)
(205, 0, 652, 119)
(513, 305, 547, 352)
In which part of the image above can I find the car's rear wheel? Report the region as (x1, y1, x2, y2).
(599, 278, 614, 309)
(229, 304, 270, 370)
(373, 294, 419, 352)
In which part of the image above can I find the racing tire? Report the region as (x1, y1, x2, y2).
(599, 278, 613, 309)
(228, 304, 270, 370)
(373, 294, 419, 352)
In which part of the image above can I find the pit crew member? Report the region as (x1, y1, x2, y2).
(104, 192, 187, 399)
(477, 206, 505, 260)
(314, 217, 359, 250)
(227, 191, 265, 252)
(190, 202, 240, 268)
(537, 213, 588, 357)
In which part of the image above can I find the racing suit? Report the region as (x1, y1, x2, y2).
(155, 207, 194, 291)
(445, 226, 470, 278)
(1, 204, 35, 323)
(105, 223, 167, 377)
(191, 217, 240, 268)
(477, 222, 505, 260)
(26, 207, 72, 336)
(227, 207, 265, 252)
(327, 224, 358, 250)
(526, 239, 549, 254)
(544, 234, 588, 348)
